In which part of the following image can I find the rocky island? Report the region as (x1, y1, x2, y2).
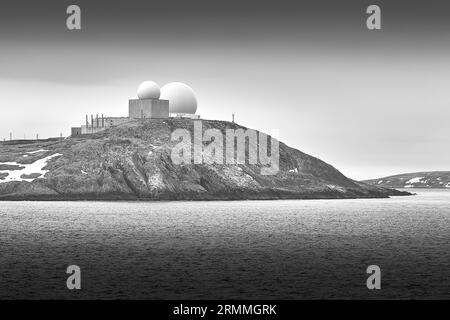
(0, 119, 410, 201)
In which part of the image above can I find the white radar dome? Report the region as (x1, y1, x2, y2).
(160, 82, 197, 114)
(137, 81, 161, 99)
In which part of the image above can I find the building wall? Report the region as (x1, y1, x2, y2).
(129, 99, 169, 119)
(80, 117, 130, 134)
(81, 125, 105, 134)
(170, 113, 200, 119)
(71, 127, 82, 136)
(104, 117, 130, 127)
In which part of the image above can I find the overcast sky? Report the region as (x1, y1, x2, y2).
(0, 0, 449, 180)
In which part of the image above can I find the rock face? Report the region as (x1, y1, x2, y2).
(0, 119, 410, 200)
(363, 172, 450, 189)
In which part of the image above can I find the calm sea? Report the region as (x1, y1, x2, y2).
(0, 189, 449, 299)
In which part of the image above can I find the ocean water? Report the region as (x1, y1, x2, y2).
(0, 189, 449, 299)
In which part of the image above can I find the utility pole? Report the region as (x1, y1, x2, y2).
(9, 132, 12, 141)
(232, 113, 235, 123)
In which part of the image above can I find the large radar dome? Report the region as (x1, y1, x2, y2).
(160, 82, 197, 114)
(137, 81, 161, 99)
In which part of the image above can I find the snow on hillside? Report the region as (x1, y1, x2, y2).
(0, 154, 62, 183)
(363, 172, 450, 189)
(405, 177, 424, 184)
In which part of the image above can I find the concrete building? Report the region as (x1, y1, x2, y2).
(71, 115, 130, 136)
(129, 99, 169, 119)
(71, 127, 81, 136)
(70, 81, 198, 137)
(80, 116, 130, 135)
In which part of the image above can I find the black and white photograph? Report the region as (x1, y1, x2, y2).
(0, 0, 449, 314)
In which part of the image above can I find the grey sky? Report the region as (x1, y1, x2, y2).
(1, 0, 449, 180)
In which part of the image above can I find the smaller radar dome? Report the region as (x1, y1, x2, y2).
(137, 81, 161, 99)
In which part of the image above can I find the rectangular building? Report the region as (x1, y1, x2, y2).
(129, 99, 169, 119)
(80, 117, 130, 134)
(71, 127, 82, 136)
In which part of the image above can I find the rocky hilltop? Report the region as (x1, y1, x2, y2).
(363, 171, 450, 189)
(0, 119, 409, 200)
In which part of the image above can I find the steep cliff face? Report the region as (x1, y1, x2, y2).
(0, 119, 409, 200)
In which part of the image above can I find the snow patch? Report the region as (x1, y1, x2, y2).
(327, 184, 345, 192)
(26, 149, 49, 154)
(81, 170, 88, 175)
(0, 153, 62, 183)
(289, 168, 298, 173)
(405, 177, 424, 184)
